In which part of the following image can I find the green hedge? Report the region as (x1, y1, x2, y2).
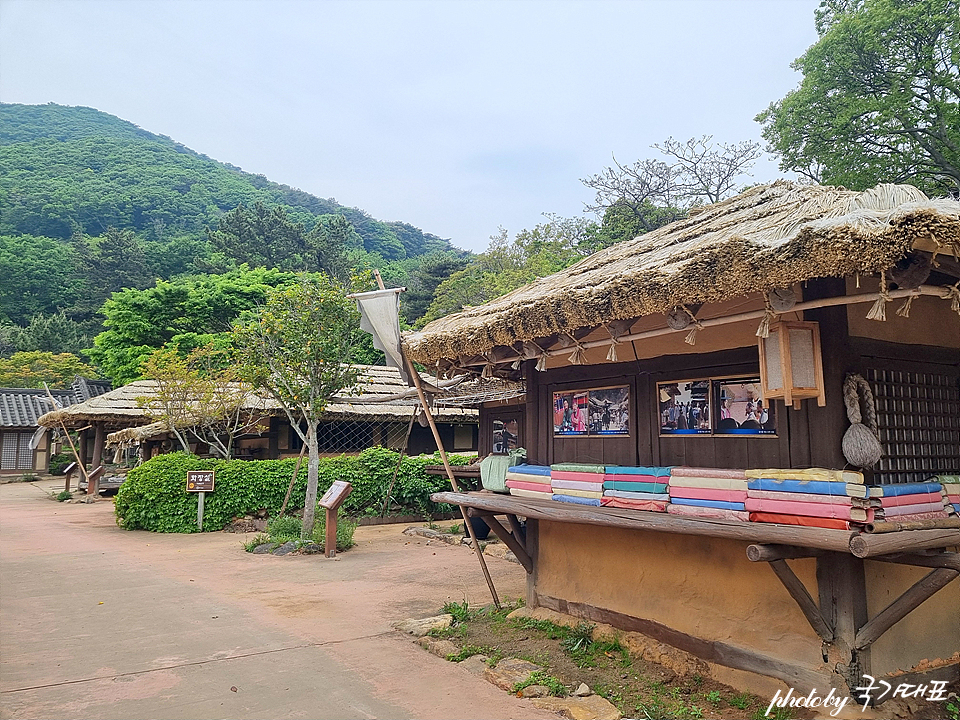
(114, 447, 474, 533)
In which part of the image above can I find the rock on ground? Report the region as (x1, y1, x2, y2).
(531, 694, 622, 720)
(519, 685, 552, 698)
(393, 614, 453, 637)
(482, 657, 542, 692)
(573, 682, 592, 697)
(456, 654, 490, 675)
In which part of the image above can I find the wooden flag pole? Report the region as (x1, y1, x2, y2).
(405, 355, 501, 608)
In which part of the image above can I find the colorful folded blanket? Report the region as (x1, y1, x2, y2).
(600, 497, 668, 511)
(748, 512, 861, 530)
(671, 498, 746, 511)
(550, 463, 605, 474)
(551, 470, 606, 483)
(668, 504, 750, 521)
(604, 474, 664, 484)
(507, 479, 556, 493)
(554, 488, 603, 499)
(874, 481, 943, 496)
(669, 487, 748, 503)
(508, 488, 553, 500)
(670, 467, 747, 480)
(747, 489, 873, 506)
(667, 476, 749, 491)
(551, 478, 604, 492)
(507, 464, 552, 477)
(744, 498, 873, 522)
(880, 501, 947, 517)
(747, 478, 875, 498)
(552, 493, 602, 506)
(880, 492, 942, 507)
(505, 471, 551, 484)
(604, 466, 672, 477)
(603, 480, 669, 493)
(603, 490, 670, 501)
(745, 468, 864, 484)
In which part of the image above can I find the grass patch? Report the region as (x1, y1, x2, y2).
(243, 514, 357, 553)
(242, 533, 271, 552)
(513, 670, 568, 697)
(446, 644, 489, 662)
(56, 490, 73, 502)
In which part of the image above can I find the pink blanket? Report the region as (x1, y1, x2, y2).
(669, 467, 747, 480)
(881, 501, 946, 517)
(748, 489, 870, 506)
(669, 487, 747, 502)
(600, 497, 668, 512)
(506, 480, 555, 493)
(667, 504, 750, 521)
(880, 492, 942, 507)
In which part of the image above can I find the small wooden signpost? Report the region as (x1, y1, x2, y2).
(318, 481, 352, 558)
(63, 461, 77, 493)
(186, 470, 215, 531)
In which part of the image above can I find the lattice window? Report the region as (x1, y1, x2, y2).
(1, 432, 33, 471)
(867, 368, 960, 484)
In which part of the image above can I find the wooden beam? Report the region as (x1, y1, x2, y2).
(537, 594, 840, 695)
(854, 568, 959, 650)
(768, 560, 834, 642)
(747, 544, 824, 562)
(849, 529, 960, 558)
(817, 552, 870, 691)
(868, 552, 960, 572)
(478, 515, 533, 574)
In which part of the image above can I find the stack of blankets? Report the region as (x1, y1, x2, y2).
(668, 467, 748, 520)
(940, 476, 960, 515)
(602, 466, 670, 511)
(504, 464, 552, 500)
(744, 468, 877, 530)
(549, 463, 605, 506)
(873, 480, 950, 522)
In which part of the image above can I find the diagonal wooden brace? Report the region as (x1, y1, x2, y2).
(478, 513, 533, 574)
(854, 567, 959, 650)
(768, 559, 835, 643)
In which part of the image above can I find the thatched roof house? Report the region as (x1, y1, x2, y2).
(414, 181, 960, 701)
(405, 181, 960, 371)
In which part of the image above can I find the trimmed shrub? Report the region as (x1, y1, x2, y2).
(114, 448, 474, 533)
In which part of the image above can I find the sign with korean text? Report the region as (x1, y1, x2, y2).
(186, 470, 215, 493)
(318, 480, 352, 510)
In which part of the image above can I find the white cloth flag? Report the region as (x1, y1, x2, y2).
(352, 287, 411, 385)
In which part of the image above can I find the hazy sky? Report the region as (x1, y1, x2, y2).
(0, 0, 820, 252)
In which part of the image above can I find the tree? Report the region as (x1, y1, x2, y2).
(0, 351, 97, 388)
(72, 227, 152, 320)
(138, 344, 266, 459)
(6, 311, 89, 356)
(304, 214, 354, 282)
(233, 277, 361, 539)
(581, 136, 759, 242)
(756, 0, 960, 194)
(402, 251, 473, 324)
(87, 267, 299, 384)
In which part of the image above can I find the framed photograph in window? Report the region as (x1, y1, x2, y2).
(658, 380, 711, 435)
(713, 377, 776, 435)
(553, 385, 630, 437)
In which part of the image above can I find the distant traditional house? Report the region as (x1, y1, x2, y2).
(0, 376, 110, 474)
(37, 366, 479, 471)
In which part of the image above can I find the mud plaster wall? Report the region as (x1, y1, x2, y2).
(865, 558, 960, 675)
(535, 521, 959, 677)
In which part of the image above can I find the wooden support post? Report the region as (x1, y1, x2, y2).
(480, 514, 533, 573)
(854, 568, 958, 651)
(817, 552, 870, 692)
(405, 355, 500, 608)
(88, 422, 105, 495)
(525, 518, 539, 608)
(506, 513, 525, 545)
(768, 560, 834, 642)
(197, 491, 205, 531)
(747, 544, 824, 562)
(325, 507, 337, 559)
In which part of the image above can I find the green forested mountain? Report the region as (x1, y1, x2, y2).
(0, 102, 452, 259)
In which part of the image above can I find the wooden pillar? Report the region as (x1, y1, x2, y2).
(87, 422, 105, 495)
(523, 360, 540, 465)
(268, 417, 280, 459)
(78, 430, 89, 470)
(525, 518, 539, 608)
(817, 552, 871, 693)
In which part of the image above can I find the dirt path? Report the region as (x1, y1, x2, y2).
(0, 480, 554, 719)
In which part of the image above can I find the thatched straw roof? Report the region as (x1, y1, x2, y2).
(39, 366, 477, 432)
(403, 181, 960, 365)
